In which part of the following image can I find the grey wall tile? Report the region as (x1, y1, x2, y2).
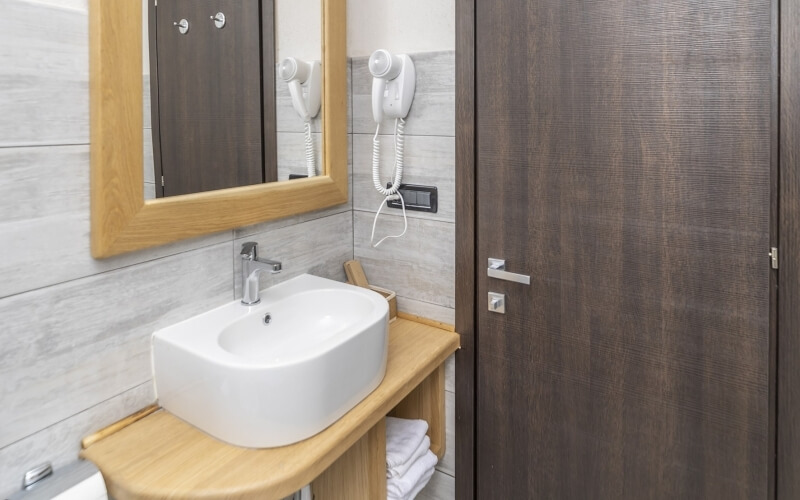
(352, 51, 455, 96)
(0, 382, 155, 499)
(352, 134, 455, 223)
(144, 128, 155, 185)
(277, 131, 323, 181)
(233, 212, 354, 297)
(236, 131, 354, 239)
(144, 182, 156, 200)
(445, 354, 454, 394)
(437, 390, 455, 477)
(353, 94, 455, 137)
(352, 51, 455, 136)
(0, 242, 233, 449)
(417, 470, 455, 500)
(234, 202, 352, 240)
(0, 145, 231, 299)
(276, 61, 352, 134)
(353, 211, 454, 309)
(2, 0, 89, 147)
(396, 297, 455, 325)
(143, 75, 151, 129)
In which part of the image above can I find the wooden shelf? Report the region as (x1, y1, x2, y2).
(81, 318, 459, 500)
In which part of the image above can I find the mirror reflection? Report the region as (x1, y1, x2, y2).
(142, 0, 322, 199)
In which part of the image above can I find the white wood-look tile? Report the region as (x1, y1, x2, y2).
(352, 134, 455, 223)
(351, 51, 454, 136)
(0, 242, 233, 448)
(0, 382, 154, 499)
(0, 145, 231, 298)
(416, 470, 456, 500)
(2, 0, 88, 147)
(353, 211, 454, 308)
(233, 212, 354, 297)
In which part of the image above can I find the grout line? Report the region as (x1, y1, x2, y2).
(352, 208, 455, 225)
(0, 381, 153, 451)
(234, 208, 352, 239)
(350, 132, 456, 139)
(0, 142, 89, 150)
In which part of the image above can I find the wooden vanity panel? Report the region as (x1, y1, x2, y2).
(312, 418, 387, 500)
(81, 319, 458, 500)
(390, 364, 446, 459)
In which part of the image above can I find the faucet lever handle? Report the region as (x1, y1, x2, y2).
(240, 242, 258, 259)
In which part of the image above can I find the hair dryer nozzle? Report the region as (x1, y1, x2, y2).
(369, 49, 403, 80)
(280, 57, 311, 83)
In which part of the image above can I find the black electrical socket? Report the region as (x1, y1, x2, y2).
(387, 184, 438, 213)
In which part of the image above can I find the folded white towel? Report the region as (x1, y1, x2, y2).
(386, 417, 429, 470)
(388, 435, 430, 479)
(405, 466, 436, 500)
(387, 449, 438, 499)
(388, 465, 435, 500)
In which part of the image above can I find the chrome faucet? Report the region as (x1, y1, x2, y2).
(240, 242, 282, 305)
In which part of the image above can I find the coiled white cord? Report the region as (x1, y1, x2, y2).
(304, 121, 316, 177)
(371, 118, 408, 248)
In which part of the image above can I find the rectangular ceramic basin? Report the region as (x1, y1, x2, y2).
(152, 274, 389, 448)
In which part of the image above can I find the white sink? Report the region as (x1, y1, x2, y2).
(152, 274, 389, 448)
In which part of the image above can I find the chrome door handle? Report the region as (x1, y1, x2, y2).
(488, 258, 530, 285)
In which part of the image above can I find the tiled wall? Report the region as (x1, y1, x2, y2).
(351, 51, 456, 499)
(0, 2, 352, 497)
(2, 1, 455, 498)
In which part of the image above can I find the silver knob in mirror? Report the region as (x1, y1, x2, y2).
(210, 12, 226, 29)
(173, 19, 189, 34)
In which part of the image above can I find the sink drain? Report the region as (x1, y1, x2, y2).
(263, 313, 272, 325)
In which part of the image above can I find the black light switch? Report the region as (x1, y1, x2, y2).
(387, 184, 438, 213)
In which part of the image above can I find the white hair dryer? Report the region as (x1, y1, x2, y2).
(280, 57, 321, 177)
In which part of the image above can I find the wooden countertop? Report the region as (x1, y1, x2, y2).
(81, 318, 459, 500)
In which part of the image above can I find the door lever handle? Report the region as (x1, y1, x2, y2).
(488, 258, 530, 285)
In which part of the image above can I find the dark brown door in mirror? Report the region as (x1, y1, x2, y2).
(153, 0, 270, 197)
(474, 0, 774, 498)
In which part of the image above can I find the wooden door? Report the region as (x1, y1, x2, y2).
(155, 0, 264, 196)
(474, 1, 775, 498)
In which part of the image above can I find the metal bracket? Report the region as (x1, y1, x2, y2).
(770, 247, 779, 270)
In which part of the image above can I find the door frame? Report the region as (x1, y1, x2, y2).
(454, 0, 788, 498)
(777, 1, 800, 498)
(454, 0, 476, 497)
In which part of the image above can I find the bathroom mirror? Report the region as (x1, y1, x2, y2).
(90, 0, 347, 258)
(142, 0, 324, 199)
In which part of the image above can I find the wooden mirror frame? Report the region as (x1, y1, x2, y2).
(89, 0, 347, 258)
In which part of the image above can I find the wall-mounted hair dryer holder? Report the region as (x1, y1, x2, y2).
(280, 57, 322, 122)
(370, 51, 416, 123)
